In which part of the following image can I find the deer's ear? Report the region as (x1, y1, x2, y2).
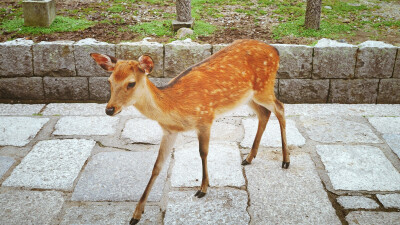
(90, 53, 118, 72)
(138, 55, 154, 75)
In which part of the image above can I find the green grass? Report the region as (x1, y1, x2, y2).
(107, 5, 126, 13)
(129, 20, 173, 36)
(1, 16, 95, 34)
(193, 20, 217, 36)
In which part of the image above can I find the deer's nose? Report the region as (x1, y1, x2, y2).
(105, 107, 115, 116)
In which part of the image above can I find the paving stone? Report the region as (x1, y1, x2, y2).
(337, 196, 379, 209)
(0, 190, 64, 225)
(0, 117, 49, 146)
(42, 103, 105, 116)
(279, 79, 329, 103)
(241, 118, 305, 148)
(60, 203, 161, 225)
(313, 39, 357, 79)
(89, 77, 110, 100)
(74, 38, 115, 77)
(346, 211, 400, 225)
(377, 194, 400, 209)
(0, 156, 15, 179)
(245, 153, 341, 224)
(54, 116, 119, 136)
(368, 117, 400, 134)
(316, 145, 400, 191)
(183, 119, 244, 142)
(301, 116, 381, 143)
(3, 139, 95, 190)
(0, 104, 45, 115)
(122, 118, 163, 144)
(272, 44, 313, 78)
(378, 79, 400, 104)
(116, 39, 164, 77)
(355, 41, 397, 78)
(329, 79, 379, 103)
(0, 77, 44, 100)
(383, 134, 400, 158)
(0, 38, 34, 77)
(43, 77, 89, 100)
(164, 189, 250, 225)
(33, 41, 76, 76)
(171, 142, 245, 187)
(72, 151, 168, 201)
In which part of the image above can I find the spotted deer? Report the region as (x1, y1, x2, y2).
(91, 39, 289, 225)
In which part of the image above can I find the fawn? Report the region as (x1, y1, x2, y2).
(91, 39, 289, 225)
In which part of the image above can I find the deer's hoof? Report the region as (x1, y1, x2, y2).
(194, 190, 206, 198)
(241, 159, 250, 166)
(282, 161, 290, 169)
(129, 218, 140, 225)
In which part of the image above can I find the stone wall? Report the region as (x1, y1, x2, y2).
(0, 38, 399, 104)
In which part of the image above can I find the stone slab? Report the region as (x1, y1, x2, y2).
(0, 117, 49, 147)
(89, 77, 110, 100)
(316, 145, 400, 191)
(212, 43, 229, 53)
(171, 142, 245, 187)
(377, 194, 400, 209)
(0, 38, 34, 77)
(0, 104, 45, 115)
(368, 117, 400, 134)
(383, 134, 400, 158)
(148, 77, 171, 87)
(60, 203, 161, 225)
(122, 118, 163, 144)
(0, 156, 15, 179)
(329, 79, 379, 103)
(337, 196, 379, 209)
(0, 77, 44, 100)
(42, 103, 106, 116)
(71, 151, 168, 201)
(183, 118, 244, 142)
(394, 48, 400, 78)
(301, 116, 381, 143)
(279, 79, 329, 103)
(53, 116, 119, 136)
(3, 139, 95, 190)
(378, 79, 400, 104)
(272, 44, 313, 78)
(43, 77, 89, 100)
(346, 211, 400, 225)
(33, 41, 76, 76)
(0, 190, 64, 225)
(245, 153, 341, 224)
(74, 38, 115, 77)
(241, 118, 305, 148)
(164, 189, 250, 225)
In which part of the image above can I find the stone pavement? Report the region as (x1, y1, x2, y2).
(0, 103, 400, 225)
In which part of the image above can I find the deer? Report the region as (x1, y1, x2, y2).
(90, 39, 289, 225)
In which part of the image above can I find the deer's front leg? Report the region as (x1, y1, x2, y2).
(130, 131, 177, 225)
(194, 125, 211, 198)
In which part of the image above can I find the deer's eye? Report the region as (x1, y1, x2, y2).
(127, 82, 136, 89)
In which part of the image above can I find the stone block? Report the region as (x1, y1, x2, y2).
(0, 38, 34, 77)
(74, 38, 115, 77)
(171, 142, 245, 187)
(301, 116, 381, 144)
(0, 104, 45, 116)
(122, 118, 162, 144)
(149, 77, 172, 87)
(172, 19, 194, 31)
(272, 44, 313, 78)
(164, 189, 250, 225)
(377, 194, 400, 209)
(164, 39, 212, 77)
(346, 212, 400, 225)
(245, 153, 341, 224)
(89, 77, 110, 101)
(383, 134, 400, 158)
(368, 117, 400, 134)
(33, 41, 76, 76)
(313, 39, 357, 79)
(316, 145, 400, 191)
(241, 118, 305, 148)
(0, 77, 44, 100)
(329, 79, 379, 103)
(212, 43, 229, 54)
(44, 77, 89, 100)
(23, 0, 56, 27)
(116, 39, 164, 77)
(394, 48, 400, 78)
(0, 156, 15, 179)
(3, 139, 95, 190)
(355, 41, 397, 78)
(337, 196, 379, 209)
(0, 190, 64, 225)
(71, 151, 169, 201)
(53, 116, 119, 135)
(377, 79, 400, 104)
(42, 103, 105, 116)
(279, 79, 329, 103)
(0, 117, 49, 147)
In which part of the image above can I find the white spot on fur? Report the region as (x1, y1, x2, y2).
(264, 61, 267, 65)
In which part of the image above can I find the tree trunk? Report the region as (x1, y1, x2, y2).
(176, 0, 192, 22)
(305, 0, 322, 29)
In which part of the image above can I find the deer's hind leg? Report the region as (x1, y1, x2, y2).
(242, 100, 271, 165)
